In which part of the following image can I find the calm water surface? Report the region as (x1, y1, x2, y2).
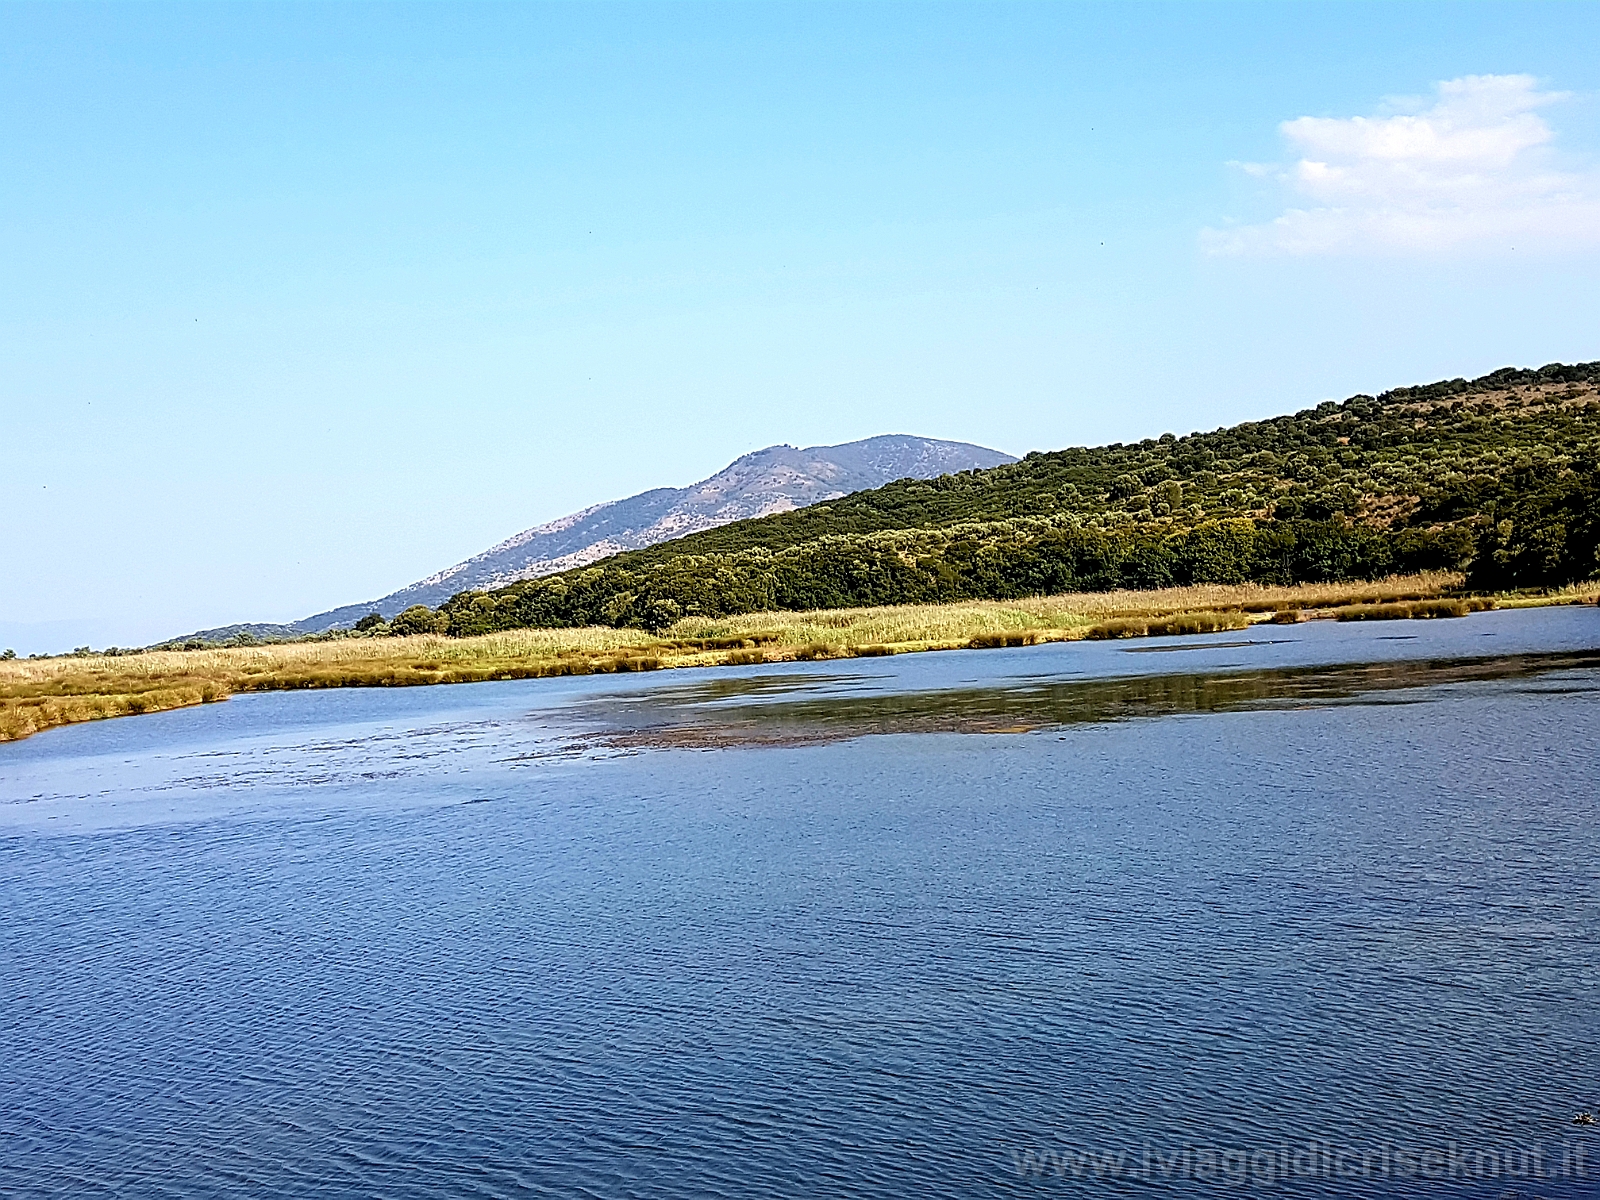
(3, 607, 1598, 1198)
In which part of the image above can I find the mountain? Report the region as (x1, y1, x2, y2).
(345, 435, 1016, 620)
(166, 435, 1015, 644)
(430, 361, 1600, 637)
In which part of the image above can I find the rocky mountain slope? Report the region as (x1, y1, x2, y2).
(169, 435, 1014, 643)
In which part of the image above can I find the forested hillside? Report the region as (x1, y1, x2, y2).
(414, 363, 1600, 637)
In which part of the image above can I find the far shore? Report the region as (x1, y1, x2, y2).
(4, 574, 1596, 744)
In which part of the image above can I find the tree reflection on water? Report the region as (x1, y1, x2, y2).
(554, 650, 1600, 750)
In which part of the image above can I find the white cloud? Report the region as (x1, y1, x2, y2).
(1203, 74, 1600, 255)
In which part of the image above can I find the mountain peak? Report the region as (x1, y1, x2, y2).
(247, 435, 1014, 637)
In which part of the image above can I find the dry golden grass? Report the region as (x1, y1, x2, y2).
(1493, 582, 1600, 609)
(0, 628, 668, 743)
(4, 572, 1593, 743)
(670, 573, 1470, 646)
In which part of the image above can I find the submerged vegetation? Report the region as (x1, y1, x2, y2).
(5, 576, 1598, 743)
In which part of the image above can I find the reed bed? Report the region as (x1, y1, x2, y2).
(1333, 599, 1482, 622)
(1083, 610, 1255, 640)
(7, 572, 1590, 744)
(669, 573, 1467, 647)
(1494, 582, 1600, 609)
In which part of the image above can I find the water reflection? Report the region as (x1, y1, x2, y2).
(557, 649, 1600, 750)
(4, 611, 1600, 1199)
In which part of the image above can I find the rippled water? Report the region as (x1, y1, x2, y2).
(3, 607, 1599, 1198)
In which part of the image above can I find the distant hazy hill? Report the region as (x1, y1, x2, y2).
(168, 435, 1015, 643)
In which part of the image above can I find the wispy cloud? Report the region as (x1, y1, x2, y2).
(1203, 75, 1600, 256)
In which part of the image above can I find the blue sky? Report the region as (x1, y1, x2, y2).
(3, 1, 1598, 652)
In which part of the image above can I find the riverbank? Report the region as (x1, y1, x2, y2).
(4, 574, 1596, 743)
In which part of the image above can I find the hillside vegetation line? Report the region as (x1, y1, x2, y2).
(379, 362, 1599, 639)
(9, 362, 1600, 742)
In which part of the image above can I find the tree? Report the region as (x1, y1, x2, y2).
(1467, 468, 1600, 590)
(1109, 472, 1142, 501)
(390, 606, 445, 636)
(1153, 479, 1183, 515)
(638, 599, 682, 634)
(354, 612, 386, 632)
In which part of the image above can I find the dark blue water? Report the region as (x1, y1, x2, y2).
(3, 607, 1598, 1198)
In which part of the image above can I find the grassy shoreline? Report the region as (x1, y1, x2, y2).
(4, 574, 1596, 744)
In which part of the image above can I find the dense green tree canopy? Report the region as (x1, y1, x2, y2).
(429, 362, 1600, 635)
